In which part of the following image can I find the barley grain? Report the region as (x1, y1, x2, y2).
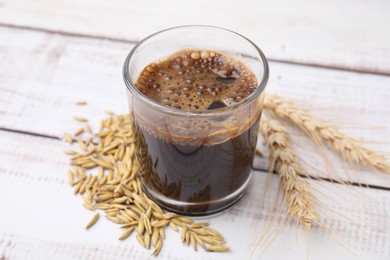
(64, 133, 73, 144)
(105, 110, 115, 116)
(189, 222, 209, 229)
(154, 219, 170, 228)
(136, 234, 145, 247)
(85, 213, 99, 229)
(74, 127, 84, 136)
(181, 225, 188, 242)
(83, 202, 95, 211)
(77, 139, 87, 151)
(108, 154, 116, 165)
(111, 197, 127, 204)
(204, 227, 223, 239)
(169, 221, 178, 232)
(120, 221, 138, 229)
(73, 180, 83, 194)
(88, 176, 97, 186)
(190, 233, 197, 251)
(79, 181, 87, 194)
(106, 179, 120, 185)
(136, 217, 145, 235)
(86, 189, 93, 200)
(176, 216, 193, 224)
(74, 115, 88, 122)
(162, 213, 176, 220)
(76, 101, 87, 105)
(111, 204, 127, 209)
(206, 245, 229, 252)
(85, 124, 92, 134)
(106, 216, 123, 224)
(99, 176, 107, 186)
(144, 232, 151, 249)
(90, 157, 111, 169)
(145, 206, 152, 219)
(119, 226, 135, 240)
(185, 229, 190, 245)
(193, 233, 206, 249)
(158, 227, 165, 239)
(76, 166, 85, 178)
(255, 148, 263, 157)
(153, 239, 162, 256)
(107, 170, 113, 182)
(171, 218, 184, 227)
(200, 235, 223, 245)
(152, 212, 163, 220)
(117, 215, 130, 223)
(125, 209, 140, 220)
(67, 170, 74, 186)
(84, 174, 92, 184)
(95, 203, 112, 210)
(96, 194, 112, 202)
(143, 214, 152, 235)
(190, 228, 209, 236)
(64, 149, 77, 155)
(132, 193, 148, 209)
(152, 228, 159, 246)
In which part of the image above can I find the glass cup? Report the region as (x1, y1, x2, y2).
(123, 25, 269, 216)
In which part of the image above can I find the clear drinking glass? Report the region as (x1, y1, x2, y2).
(123, 25, 269, 216)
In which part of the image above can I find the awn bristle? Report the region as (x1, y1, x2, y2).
(264, 94, 390, 174)
(64, 112, 228, 256)
(259, 115, 319, 232)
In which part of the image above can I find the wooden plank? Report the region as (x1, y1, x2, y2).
(0, 0, 389, 74)
(0, 26, 389, 187)
(0, 130, 389, 259)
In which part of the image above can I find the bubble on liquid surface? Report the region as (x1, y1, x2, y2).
(134, 49, 258, 111)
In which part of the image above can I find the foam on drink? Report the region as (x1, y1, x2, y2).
(135, 49, 258, 111)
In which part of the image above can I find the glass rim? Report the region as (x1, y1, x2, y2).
(123, 25, 269, 116)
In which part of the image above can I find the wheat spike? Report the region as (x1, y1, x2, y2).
(260, 115, 319, 232)
(264, 94, 390, 174)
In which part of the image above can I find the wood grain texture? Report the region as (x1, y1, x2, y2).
(1, 26, 389, 187)
(0, 130, 389, 259)
(0, 0, 389, 74)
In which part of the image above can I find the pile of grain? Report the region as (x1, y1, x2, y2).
(64, 111, 228, 256)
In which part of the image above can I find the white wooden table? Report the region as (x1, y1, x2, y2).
(1, 0, 390, 259)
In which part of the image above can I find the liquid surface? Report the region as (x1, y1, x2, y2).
(135, 49, 258, 111)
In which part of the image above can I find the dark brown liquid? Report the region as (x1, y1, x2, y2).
(133, 50, 260, 215)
